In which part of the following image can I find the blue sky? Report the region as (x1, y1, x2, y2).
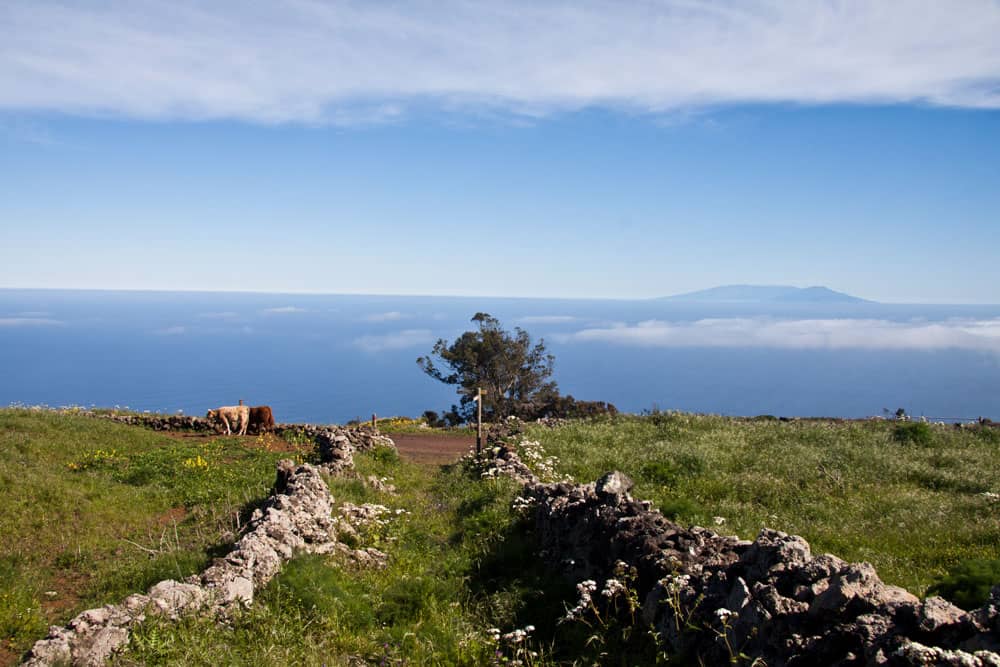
(1, 1, 999, 303)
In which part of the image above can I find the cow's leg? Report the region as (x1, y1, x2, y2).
(239, 413, 248, 436)
(222, 415, 232, 435)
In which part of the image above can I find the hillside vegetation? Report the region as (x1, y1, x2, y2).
(2, 409, 998, 665)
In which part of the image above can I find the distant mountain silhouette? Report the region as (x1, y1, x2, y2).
(659, 285, 871, 303)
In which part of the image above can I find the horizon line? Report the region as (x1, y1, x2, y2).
(1, 285, 997, 307)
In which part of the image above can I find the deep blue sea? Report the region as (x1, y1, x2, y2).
(2, 289, 999, 424)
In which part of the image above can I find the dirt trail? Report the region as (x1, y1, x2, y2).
(388, 433, 473, 465)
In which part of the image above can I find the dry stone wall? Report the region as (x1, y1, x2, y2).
(88, 411, 396, 454)
(483, 442, 1000, 667)
(22, 422, 397, 666)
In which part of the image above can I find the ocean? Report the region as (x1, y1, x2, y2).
(1, 289, 998, 424)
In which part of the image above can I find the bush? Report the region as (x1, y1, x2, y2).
(927, 559, 1000, 610)
(534, 395, 619, 420)
(894, 421, 933, 446)
(371, 444, 400, 465)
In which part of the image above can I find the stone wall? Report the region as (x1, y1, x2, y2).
(483, 442, 1000, 666)
(86, 411, 396, 454)
(22, 420, 397, 666)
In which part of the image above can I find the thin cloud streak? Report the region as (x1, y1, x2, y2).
(363, 311, 408, 322)
(517, 315, 578, 324)
(3, 1, 1000, 123)
(0, 317, 63, 327)
(261, 306, 307, 314)
(562, 318, 1000, 352)
(156, 325, 187, 336)
(354, 329, 435, 353)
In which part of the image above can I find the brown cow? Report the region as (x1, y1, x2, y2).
(248, 406, 275, 434)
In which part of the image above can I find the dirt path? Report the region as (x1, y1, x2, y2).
(388, 433, 473, 465)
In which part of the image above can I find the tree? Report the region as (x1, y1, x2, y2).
(417, 313, 558, 422)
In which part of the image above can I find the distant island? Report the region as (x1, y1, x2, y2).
(658, 285, 872, 304)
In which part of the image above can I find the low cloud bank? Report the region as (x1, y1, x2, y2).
(354, 329, 434, 353)
(562, 318, 1000, 352)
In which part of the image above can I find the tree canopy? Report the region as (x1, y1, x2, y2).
(417, 313, 557, 421)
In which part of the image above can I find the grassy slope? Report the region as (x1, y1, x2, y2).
(523, 414, 1000, 595)
(0, 409, 308, 661)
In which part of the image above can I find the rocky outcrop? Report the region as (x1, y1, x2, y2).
(23, 451, 368, 665)
(483, 443, 1000, 666)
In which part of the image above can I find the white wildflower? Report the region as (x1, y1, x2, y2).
(714, 607, 737, 622)
(601, 578, 626, 598)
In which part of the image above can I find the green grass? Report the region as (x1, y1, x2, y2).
(523, 414, 1000, 595)
(7, 409, 999, 665)
(0, 409, 308, 658)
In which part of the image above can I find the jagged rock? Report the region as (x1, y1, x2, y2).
(595, 471, 633, 500)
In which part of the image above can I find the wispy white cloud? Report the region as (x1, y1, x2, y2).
(354, 328, 435, 352)
(262, 306, 307, 314)
(3, 1, 999, 124)
(156, 325, 187, 336)
(517, 315, 578, 324)
(363, 311, 408, 322)
(198, 311, 240, 320)
(561, 318, 1000, 352)
(0, 317, 62, 327)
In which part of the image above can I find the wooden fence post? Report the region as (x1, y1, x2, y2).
(476, 388, 484, 455)
(372, 413, 377, 430)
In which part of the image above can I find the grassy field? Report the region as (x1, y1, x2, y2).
(0, 409, 312, 663)
(523, 414, 1000, 595)
(3, 409, 998, 665)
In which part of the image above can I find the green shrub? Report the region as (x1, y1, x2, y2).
(928, 559, 1000, 610)
(893, 422, 933, 446)
(371, 445, 400, 466)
